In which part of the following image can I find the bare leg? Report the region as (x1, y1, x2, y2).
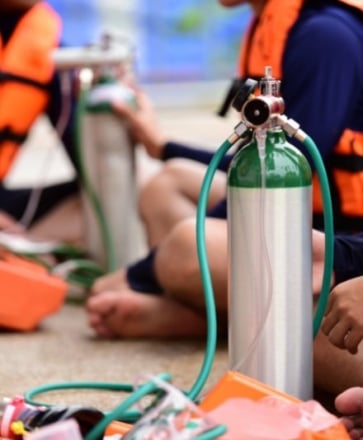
(28, 195, 84, 246)
(85, 217, 228, 338)
(154, 217, 228, 314)
(139, 159, 226, 248)
(86, 226, 335, 339)
(314, 330, 363, 394)
(312, 229, 363, 395)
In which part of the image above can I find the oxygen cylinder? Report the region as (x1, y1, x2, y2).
(80, 80, 145, 268)
(227, 126, 313, 400)
(53, 36, 146, 268)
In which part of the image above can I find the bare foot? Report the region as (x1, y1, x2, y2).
(86, 290, 206, 339)
(90, 269, 128, 296)
(335, 387, 363, 439)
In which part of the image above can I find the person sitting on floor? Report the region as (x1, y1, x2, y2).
(86, 0, 363, 399)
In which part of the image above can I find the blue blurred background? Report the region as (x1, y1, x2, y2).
(47, 0, 251, 84)
(134, 0, 251, 82)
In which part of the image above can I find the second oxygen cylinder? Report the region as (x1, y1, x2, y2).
(81, 81, 145, 268)
(227, 127, 313, 399)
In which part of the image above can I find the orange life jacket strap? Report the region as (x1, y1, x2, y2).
(0, 126, 27, 144)
(0, 142, 19, 180)
(238, 0, 304, 79)
(313, 129, 363, 230)
(1, 2, 61, 83)
(0, 2, 61, 180)
(238, 0, 363, 78)
(0, 70, 49, 91)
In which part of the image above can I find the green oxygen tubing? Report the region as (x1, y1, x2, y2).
(24, 80, 334, 437)
(277, 114, 334, 337)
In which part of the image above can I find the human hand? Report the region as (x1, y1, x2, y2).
(321, 276, 363, 354)
(112, 87, 167, 159)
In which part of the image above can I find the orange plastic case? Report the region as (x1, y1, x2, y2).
(106, 371, 350, 439)
(200, 370, 300, 411)
(200, 371, 350, 439)
(0, 252, 67, 331)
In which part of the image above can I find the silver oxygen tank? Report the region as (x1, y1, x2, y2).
(80, 80, 145, 268)
(53, 37, 145, 269)
(227, 69, 313, 399)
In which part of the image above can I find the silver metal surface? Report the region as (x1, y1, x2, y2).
(52, 43, 131, 71)
(228, 186, 313, 400)
(81, 112, 144, 267)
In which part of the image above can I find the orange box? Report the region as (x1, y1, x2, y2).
(200, 370, 300, 412)
(105, 372, 349, 439)
(0, 252, 67, 331)
(200, 371, 349, 439)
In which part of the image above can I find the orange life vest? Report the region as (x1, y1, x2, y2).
(0, 2, 61, 180)
(238, 0, 363, 231)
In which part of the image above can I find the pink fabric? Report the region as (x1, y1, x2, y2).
(208, 396, 339, 440)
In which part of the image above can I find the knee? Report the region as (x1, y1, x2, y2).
(138, 161, 180, 219)
(155, 218, 199, 288)
(138, 173, 165, 221)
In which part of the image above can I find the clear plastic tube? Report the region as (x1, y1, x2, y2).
(231, 129, 274, 373)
